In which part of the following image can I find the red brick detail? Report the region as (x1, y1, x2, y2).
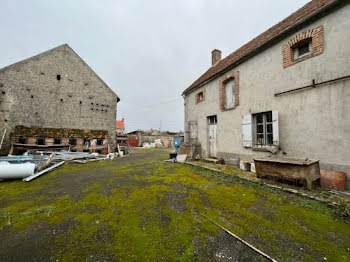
(283, 25, 324, 68)
(219, 71, 240, 111)
(195, 90, 206, 104)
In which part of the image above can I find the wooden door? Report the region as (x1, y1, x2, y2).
(208, 123, 217, 158)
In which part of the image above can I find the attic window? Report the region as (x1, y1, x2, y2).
(283, 26, 324, 68)
(56, 75, 61, 81)
(195, 91, 205, 104)
(293, 39, 312, 59)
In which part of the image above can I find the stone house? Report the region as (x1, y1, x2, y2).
(183, 0, 350, 189)
(0, 44, 120, 155)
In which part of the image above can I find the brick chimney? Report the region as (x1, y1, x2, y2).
(211, 49, 221, 66)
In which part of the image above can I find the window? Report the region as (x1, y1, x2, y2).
(293, 39, 312, 59)
(195, 91, 205, 103)
(225, 79, 235, 109)
(54, 138, 61, 145)
(37, 138, 45, 145)
(69, 138, 76, 146)
(283, 26, 324, 68)
(219, 72, 239, 111)
(18, 138, 27, 144)
(56, 75, 61, 81)
(97, 139, 103, 146)
(254, 111, 273, 146)
(242, 111, 279, 148)
(208, 115, 217, 125)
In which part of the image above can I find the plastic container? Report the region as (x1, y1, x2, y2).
(320, 170, 346, 191)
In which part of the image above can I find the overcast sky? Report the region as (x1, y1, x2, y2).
(1, 0, 309, 132)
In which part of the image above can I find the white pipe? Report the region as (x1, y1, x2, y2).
(0, 162, 36, 179)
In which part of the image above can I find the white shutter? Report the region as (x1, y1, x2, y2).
(242, 114, 252, 147)
(225, 80, 235, 109)
(272, 110, 279, 146)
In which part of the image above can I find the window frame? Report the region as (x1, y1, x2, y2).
(253, 111, 273, 147)
(207, 115, 217, 125)
(219, 72, 239, 111)
(195, 91, 205, 104)
(292, 38, 312, 60)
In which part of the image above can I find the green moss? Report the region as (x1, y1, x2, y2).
(1, 148, 349, 261)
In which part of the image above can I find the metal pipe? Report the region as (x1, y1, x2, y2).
(274, 75, 350, 96)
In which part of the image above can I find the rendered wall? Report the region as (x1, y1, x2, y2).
(184, 5, 350, 189)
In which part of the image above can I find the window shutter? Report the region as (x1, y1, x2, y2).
(272, 110, 279, 146)
(242, 114, 252, 147)
(225, 80, 235, 109)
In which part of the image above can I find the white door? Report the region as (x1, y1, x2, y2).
(208, 124, 217, 158)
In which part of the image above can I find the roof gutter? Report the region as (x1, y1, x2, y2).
(183, 0, 348, 96)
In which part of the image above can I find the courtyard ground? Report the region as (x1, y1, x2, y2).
(0, 148, 349, 261)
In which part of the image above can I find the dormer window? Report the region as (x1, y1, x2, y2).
(195, 91, 205, 104)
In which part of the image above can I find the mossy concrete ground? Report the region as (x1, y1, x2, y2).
(0, 148, 349, 261)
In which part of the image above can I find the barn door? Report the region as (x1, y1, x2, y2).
(208, 115, 218, 158)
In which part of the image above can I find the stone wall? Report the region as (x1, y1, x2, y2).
(0, 44, 119, 155)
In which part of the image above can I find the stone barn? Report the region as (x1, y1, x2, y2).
(0, 44, 120, 155)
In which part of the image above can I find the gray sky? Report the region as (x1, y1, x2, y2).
(1, 0, 309, 132)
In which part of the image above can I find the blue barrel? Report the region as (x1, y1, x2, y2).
(174, 136, 182, 151)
